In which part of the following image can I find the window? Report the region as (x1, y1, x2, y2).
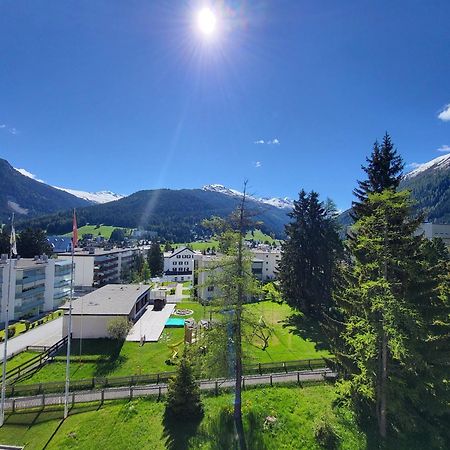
(207, 286, 214, 291)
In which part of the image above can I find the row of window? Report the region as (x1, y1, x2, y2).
(172, 261, 191, 266)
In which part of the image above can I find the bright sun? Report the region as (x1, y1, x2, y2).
(197, 7, 217, 36)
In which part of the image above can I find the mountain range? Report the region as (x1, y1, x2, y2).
(2, 152, 449, 240)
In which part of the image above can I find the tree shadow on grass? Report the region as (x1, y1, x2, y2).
(162, 414, 203, 450)
(282, 313, 330, 353)
(93, 340, 127, 377)
(191, 407, 268, 450)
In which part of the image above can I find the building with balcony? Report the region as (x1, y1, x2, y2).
(58, 247, 140, 290)
(0, 256, 72, 325)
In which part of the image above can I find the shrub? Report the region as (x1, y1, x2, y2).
(24, 320, 31, 331)
(107, 317, 133, 340)
(7, 326, 16, 338)
(314, 416, 339, 449)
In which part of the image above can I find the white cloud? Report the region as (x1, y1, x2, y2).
(15, 167, 45, 183)
(253, 138, 280, 145)
(438, 104, 450, 121)
(437, 144, 450, 153)
(255, 161, 262, 168)
(0, 123, 18, 135)
(407, 162, 422, 169)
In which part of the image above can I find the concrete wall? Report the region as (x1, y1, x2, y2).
(63, 314, 129, 339)
(59, 256, 94, 288)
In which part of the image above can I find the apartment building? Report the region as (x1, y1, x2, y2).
(417, 222, 450, 247)
(194, 249, 281, 302)
(250, 249, 281, 281)
(58, 247, 139, 290)
(0, 255, 72, 324)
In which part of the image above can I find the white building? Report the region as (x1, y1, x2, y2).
(58, 247, 140, 290)
(417, 223, 450, 247)
(163, 247, 200, 282)
(62, 284, 150, 339)
(0, 255, 72, 325)
(250, 249, 281, 282)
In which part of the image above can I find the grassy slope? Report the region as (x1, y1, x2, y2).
(13, 301, 328, 384)
(63, 225, 131, 240)
(0, 384, 369, 450)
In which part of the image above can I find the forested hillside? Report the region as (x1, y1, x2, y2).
(19, 188, 289, 241)
(0, 158, 90, 221)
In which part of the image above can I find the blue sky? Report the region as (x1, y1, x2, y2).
(1, 0, 449, 210)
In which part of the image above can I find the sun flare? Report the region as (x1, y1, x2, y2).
(197, 7, 217, 36)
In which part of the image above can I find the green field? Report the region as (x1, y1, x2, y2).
(11, 301, 328, 385)
(174, 240, 220, 251)
(64, 225, 132, 240)
(245, 229, 280, 245)
(0, 384, 372, 450)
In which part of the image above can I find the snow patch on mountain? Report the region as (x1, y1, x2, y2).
(53, 187, 124, 204)
(202, 184, 294, 209)
(404, 153, 450, 179)
(14, 167, 124, 204)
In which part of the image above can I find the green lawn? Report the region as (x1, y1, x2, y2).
(244, 301, 330, 362)
(63, 225, 131, 240)
(245, 228, 280, 245)
(12, 301, 328, 385)
(174, 240, 220, 251)
(0, 384, 372, 450)
(0, 351, 40, 376)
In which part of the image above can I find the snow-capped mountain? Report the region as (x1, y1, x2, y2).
(404, 153, 450, 179)
(14, 167, 124, 204)
(202, 184, 294, 209)
(53, 187, 124, 204)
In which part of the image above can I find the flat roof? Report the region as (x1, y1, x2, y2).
(58, 247, 137, 257)
(62, 284, 150, 316)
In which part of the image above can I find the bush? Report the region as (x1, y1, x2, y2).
(107, 317, 133, 340)
(7, 326, 16, 338)
(24, 320, 31, 331)
(314, 417, 339, 449)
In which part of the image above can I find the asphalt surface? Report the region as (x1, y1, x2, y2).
(0, 317, 63, 358)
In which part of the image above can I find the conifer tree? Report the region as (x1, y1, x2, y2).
(165, 351, 203, 420)
(352, 133, 404, 220)
(331, 190, 450, 443)
(147, 241, 163, 276)
(278, 190, 342, 317)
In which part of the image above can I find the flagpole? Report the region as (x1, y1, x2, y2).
(63, 209, 76, 419)
(0, 213, 15, 427)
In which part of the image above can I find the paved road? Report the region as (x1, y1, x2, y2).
(4, 369, 335, 411)
(0, 317, 63, 358)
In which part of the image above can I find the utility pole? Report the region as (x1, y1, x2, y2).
(0, 213, 16, 426)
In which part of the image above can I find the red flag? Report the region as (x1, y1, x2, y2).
(72, 209, 78, 249)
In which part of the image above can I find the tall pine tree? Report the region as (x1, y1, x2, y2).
(278, 190, 342, 317)
(330, 190, 449, 444)
(352, 133, 404, 220)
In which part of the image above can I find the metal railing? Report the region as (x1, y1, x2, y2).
(4, 357, 333, 397)
(4, 368, 335, 412)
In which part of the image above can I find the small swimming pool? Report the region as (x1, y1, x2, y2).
(165, 317, 185, 327)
